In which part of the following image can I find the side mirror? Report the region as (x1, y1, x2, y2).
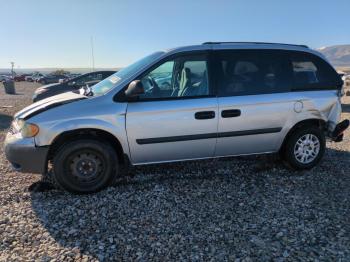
(125, 80, 144, 98)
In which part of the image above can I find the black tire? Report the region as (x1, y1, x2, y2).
(53, 139, 118, 194)
(283, 126, 325, 170)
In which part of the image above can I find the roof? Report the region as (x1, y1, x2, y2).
(202, 42, 309, 48)
(165, 41, 321, 58)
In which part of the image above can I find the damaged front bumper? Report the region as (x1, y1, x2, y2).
(4, 132, 49, 174)
(330, 119, 350, 142)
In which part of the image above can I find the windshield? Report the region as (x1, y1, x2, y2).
(90, 51, 164, 96)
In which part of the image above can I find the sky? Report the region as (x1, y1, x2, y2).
(0, 0, 349, 69)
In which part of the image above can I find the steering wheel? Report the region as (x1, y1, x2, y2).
(145, 76, 160, 97)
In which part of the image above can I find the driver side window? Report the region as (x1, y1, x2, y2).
(138, 54, 209, 100)
(141, 61, 174, 98)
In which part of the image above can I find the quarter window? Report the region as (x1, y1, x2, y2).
(292, 61, 318, 86)
(289, 52, 341, 90)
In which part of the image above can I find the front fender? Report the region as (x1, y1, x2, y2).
(34, 116, 129, 156)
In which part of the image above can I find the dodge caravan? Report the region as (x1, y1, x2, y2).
(4, 42, 349, 193)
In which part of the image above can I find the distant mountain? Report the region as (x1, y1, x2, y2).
(317, 45, 350, 67)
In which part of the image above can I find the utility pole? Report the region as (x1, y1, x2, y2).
(10, 62, 15, 78)
(90, 36, 95, 72)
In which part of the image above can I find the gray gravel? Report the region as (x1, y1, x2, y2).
(0, 82, 350, 261)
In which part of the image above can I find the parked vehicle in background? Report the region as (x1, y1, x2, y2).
(14, 74, 30, 81)
(32, 71, 115, 102)
(33, 75, 45, 82)
(33, 73, 44, 82)
(0, 75, 11, 82)
(37, 74, 68, 85)
(341, 74, 350, 83)
(24, 76, 32, 82)
(25, 72, 44, 82)
(4, 42, 349, 194)
(67, 73, 82, 80)
(342, 74, 350, 96)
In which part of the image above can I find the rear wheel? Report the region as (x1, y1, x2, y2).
(283, 126, 325, 170)
(53, 139, 118, 194)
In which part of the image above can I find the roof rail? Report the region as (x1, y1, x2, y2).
(202, 42, 309, 48)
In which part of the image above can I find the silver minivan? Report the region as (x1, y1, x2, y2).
(4, 42, 349, 193)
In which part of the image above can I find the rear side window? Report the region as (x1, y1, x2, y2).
(215, 50, 292, 96)
(289, 51, 341, 91)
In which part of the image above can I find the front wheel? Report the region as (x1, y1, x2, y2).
(53, 139, 118, 194)
(283, 126, 326, 170)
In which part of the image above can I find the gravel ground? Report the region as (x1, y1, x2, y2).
(0, 82, 349, 261)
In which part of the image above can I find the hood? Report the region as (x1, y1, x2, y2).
(15, 92, 86, 120)
(34, 83, 61, 93)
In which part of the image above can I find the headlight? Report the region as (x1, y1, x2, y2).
(13, 119, 39, 137)
(21, 123, 39, 137)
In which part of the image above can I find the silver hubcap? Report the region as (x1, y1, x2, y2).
(294, 134, 320, 164)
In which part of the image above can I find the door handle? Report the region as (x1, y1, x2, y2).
(195, 111, 215, 120)
(221, 109, 241, 118)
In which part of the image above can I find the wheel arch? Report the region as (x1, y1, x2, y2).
(279, 118, 326, 153)
(47, 128, 129, 166)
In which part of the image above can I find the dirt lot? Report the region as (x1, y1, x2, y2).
(0, 82, 349, 261)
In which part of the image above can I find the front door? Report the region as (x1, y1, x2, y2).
(126, 53, 219, 164)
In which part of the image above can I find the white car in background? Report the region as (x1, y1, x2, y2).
(25, 72, 44, 82)
(342, 74, 350, 96)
